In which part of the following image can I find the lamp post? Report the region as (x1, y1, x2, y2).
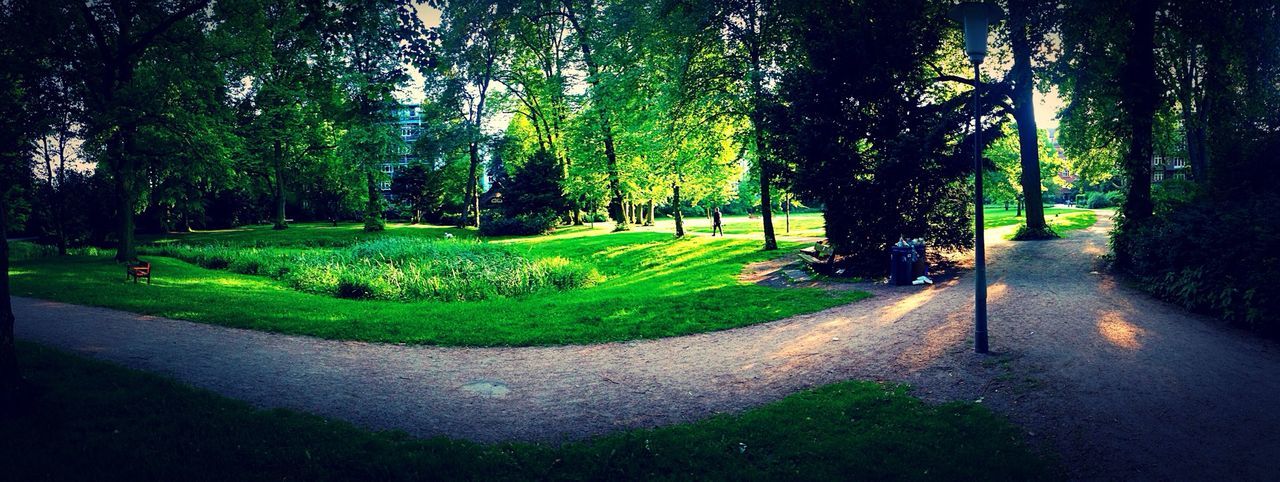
(949, 2, 1002, 354)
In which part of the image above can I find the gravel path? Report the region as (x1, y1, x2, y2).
(14, 210, 1280, 480)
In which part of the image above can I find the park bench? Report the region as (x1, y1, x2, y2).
(126, 261, 152, 284)
(797, 241, 836, 275)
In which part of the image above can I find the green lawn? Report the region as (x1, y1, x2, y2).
(654, 208, 1094, 239)
(670, 211, 827, 237)
(3, 342, 1057, 481)
(982, 206, 1098, 232)
(11, 223, 863, 347)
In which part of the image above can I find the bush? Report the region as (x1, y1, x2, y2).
(140, 237, 599, 302)
(1112, 191, 1279, 334)
(7, 241, 58, 261)
(1086, 192, 1112, 209)
(1012, 224, 1059, 241)
(479, 211, 560, 236)
(1104, 191, 1124, 206)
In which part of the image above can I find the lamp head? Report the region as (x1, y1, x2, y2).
(948, 2, 1004, 64)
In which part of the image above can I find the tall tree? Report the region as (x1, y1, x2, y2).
(218, 0, 337, 230)
(738, 0, 778, 250)
(1117, 0, 1160, 225)
(431, 0, 513, 228)
(332, 0, 417, 232)
(771, 0, 978, 273)
(1003, 0, 1054, 237)
(560, 0, 628, 229)
(0, 0, 62, 408)
(70, 0, 211, 261)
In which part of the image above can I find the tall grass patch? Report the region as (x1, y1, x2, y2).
(142, 237, 599, 302)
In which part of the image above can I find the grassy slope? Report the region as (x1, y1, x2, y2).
(3, 342, 1057, 481)
(11, 223, 863, 346)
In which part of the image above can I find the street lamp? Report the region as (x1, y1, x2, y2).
(948, 2, 1002, 354)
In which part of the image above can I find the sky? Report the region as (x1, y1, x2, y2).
(1035, 88, 1064, 129)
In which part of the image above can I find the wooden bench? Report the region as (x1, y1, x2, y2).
(797, 242, 836, 274)
(126, 261, 151, 284)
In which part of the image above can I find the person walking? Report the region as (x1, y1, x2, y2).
(711, 207, 724, 236)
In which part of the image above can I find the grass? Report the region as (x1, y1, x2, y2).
(660, 208, 1094, 239)
(142, 238, 599, 302)
(4, 342, 1057, 481)
(982, 206, 1097, 232)
(675, 212, 828, 237)
(11, 223, 863, 346)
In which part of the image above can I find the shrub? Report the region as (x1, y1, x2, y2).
(479, 211, 560, 236)
(1086, 192, 1112, 209)
(1104, 191, 1124, 206)
(1112, 191, 1279, 334)
(7, 241, 58, 261)
(1012, 224, 1059, 241)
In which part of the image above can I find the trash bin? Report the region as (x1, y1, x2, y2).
(890, 245, 914, 286)
(910, 240, 928, 278)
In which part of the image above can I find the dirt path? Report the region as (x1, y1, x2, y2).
(14, 210, 1280, 480)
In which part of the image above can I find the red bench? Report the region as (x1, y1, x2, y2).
(126, 261, 151, 284)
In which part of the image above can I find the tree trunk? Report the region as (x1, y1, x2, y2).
(114, 167, 136, 262)
(108, 128, 138, 262)
(1119, 0, 1159, 226)
(463, 142, 481, 228)
(672, 181, 685, 237)
(272, 140, 288, 230)
(1009, 11, 1047, 233)
(748, 0, 777, 251)
(1, 190, 19, 409)
(364, 171, 383, 231)
(41, 137, 68, 255)
(646, 199, 655, 226)
(784, 196, 790, 233)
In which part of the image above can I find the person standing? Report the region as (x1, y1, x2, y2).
(712, 207, 724, 236)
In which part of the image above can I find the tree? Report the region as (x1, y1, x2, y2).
(559, 0, 629, 229)
(503, 149, 566, 216)
(770, 0, 978, 274)
(218, 0, 338, 230)
(736, 0, 779, 250)
(0, 0, 61, 407)
(496, 2, 576, 221)
(390, 162, 446, 223)
(1002, 0, 1056, 238)
(429, 1, 514, 228)
(331, 0, 419, 232)
(1057, 0, 1159, 230)
(69, 0, 212, 261)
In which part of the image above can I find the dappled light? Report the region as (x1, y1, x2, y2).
(1097, 311, 1145, 351)
(877, 283, 949, 321)
(987, 281, 1009, 303)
